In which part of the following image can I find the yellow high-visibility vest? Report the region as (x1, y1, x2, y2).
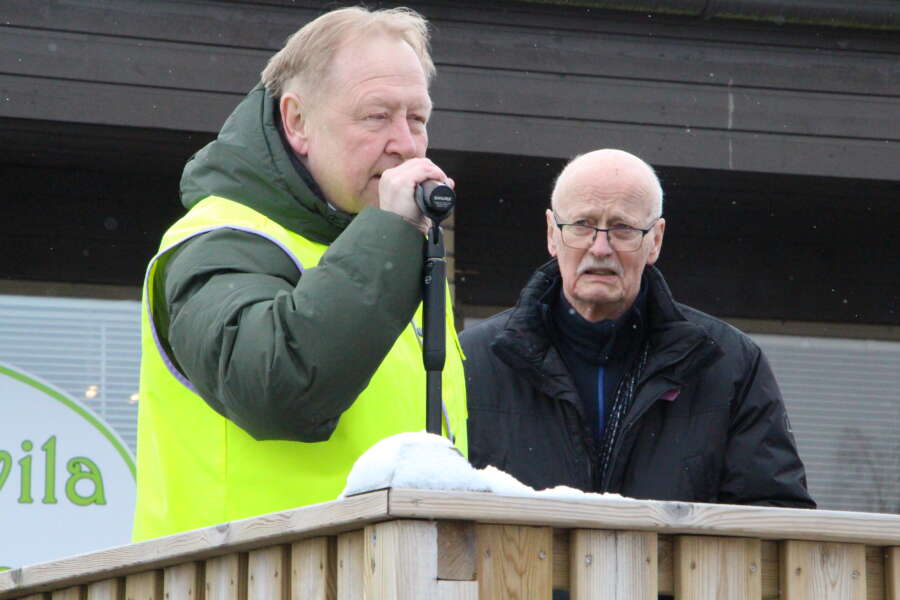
(132, 196, 467, 541)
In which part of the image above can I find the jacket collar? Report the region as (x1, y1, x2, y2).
(179, 83, 352, 244)
(491, 260, 722, 401)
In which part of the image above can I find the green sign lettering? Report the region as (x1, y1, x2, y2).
(0, 437, 106, 506)
(18, 440, 33, 504)
(0, 450, 10, 492)
(42, 436, 57, 504)
(65, 457, 106, 506)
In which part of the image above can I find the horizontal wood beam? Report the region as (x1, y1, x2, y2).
(386, 489, 900, 547)
(0, 491, 390, 599)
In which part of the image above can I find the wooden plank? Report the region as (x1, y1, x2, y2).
(247, 546, 288, 600)
(2, 71, 897, 182)
(762, 540, 779, 600)
(0, 74, 236, 133)
(0, 27, 264, 94)
(658, 535, 673, 596)
(432, 67, 900, 141)
(364, 520, 439, 599)
(8, 0, 898, 56)
(0, 490, 389, 599)
(432, 20, 900, 96)
(387, 490, 900, 546)
(290, 537, 336, 600)
(437, 580, 478, 600)
(887, 547, 900, 600)
(50, 588, 83, 600)
(571, 530, 657, 600)
(124, 571, 163, 600)
(2, 0, 317, 51)
(781, 540, 866, 600)
(6, 26, 897, 143)
(868, 546, 885, 600)
(204, 554, 247, 600)
(437, 522, 476, 581)
(427, 109, 900, 182)
(336, 531, 364, 600)
(475, 524, 552, 600)
(163, 563, 202, 600)
(5, 0, 897, 94)
(86, 579, 123, 600)
(674, 536, 760, 600)
(553, 529, 570, 592)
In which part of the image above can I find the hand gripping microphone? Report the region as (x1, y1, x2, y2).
(415, 180, 455, 224)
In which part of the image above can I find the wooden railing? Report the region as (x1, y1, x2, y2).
(1, 489, 898, 599)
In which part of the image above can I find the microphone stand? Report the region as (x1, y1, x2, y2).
(416, 181, 455, 436)
(422, 221, 446, 436)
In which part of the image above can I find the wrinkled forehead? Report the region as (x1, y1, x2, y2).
(553, 165, 658, 221)
(328, 33, 428, 88)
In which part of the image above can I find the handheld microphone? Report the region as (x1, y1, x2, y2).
(415, 180, 455, 223)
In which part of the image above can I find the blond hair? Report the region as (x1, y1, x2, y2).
(261, 6, 434, 100)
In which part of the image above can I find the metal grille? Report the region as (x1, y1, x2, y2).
(753, 334, 899, 514)
(0, 294, 140, 453)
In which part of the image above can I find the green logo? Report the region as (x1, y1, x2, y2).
(0, 436, 107, 506)
(1, 363, 136, 568)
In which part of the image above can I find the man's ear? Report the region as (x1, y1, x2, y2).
(646, 217, 666, 265)
(546, 209, 558, 257)
(280, 92, 310, 156)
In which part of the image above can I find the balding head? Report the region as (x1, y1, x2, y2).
(551, 149, 663, 220)
(546, 148, 666, 322)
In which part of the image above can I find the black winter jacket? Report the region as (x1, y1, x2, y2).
(461, 261, 815, 508)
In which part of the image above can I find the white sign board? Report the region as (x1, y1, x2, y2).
(0, 363, 135, 569)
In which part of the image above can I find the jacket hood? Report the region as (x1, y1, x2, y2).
(180, 83, 351, 244)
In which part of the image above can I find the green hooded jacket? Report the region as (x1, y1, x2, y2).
(154, 83, 442, 442)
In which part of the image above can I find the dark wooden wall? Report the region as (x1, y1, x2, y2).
(3, 0, 898, 178)
(1, 0, 898, 325)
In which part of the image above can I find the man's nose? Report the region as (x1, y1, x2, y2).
(386, 117, 419, 158)
(589, 230, 615, 256)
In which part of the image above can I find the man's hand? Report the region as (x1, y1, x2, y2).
(378, 158, 454, 234)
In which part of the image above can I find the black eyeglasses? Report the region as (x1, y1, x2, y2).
(553, 212, 659, 252)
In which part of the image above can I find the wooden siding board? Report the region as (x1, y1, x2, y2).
(3, 26, 897, 142)
(0, 74, 238, 132)
(2, 0, 321, 49)
(432, 66, 900, 141)
(6, 16, 898, 99)
(431, 21, 900, 97)
(7, 72, 896, 182)
(2, 1, 898, 182)
(1, 27, 266, 94)
(429, 109, 900, 180)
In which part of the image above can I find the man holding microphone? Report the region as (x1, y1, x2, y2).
(132, 6, 466, 540)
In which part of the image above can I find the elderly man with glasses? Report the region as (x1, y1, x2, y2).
(461, 148, 815, 508)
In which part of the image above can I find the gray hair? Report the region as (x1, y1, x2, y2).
(261, 6, 434, 101)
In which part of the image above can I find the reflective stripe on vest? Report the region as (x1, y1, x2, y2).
(132, 196, 467, 541)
